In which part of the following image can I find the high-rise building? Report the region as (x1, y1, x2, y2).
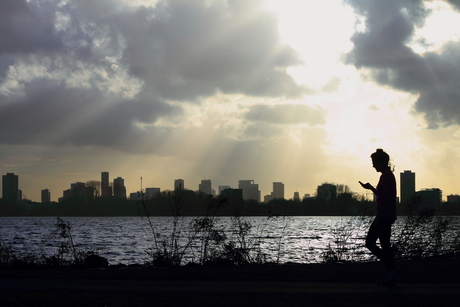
(101, 171, 111, 197)
(293, 191, 300, 201)
(174, 179, 184, 190)
(199, 179, 212, 195)
(238, 180, 260, 202)
(400, 170, 415, 204)
(41, 189, 51, 203)
(2, 173, 19, 204)
(263, 182, 285, 203)
(273, 182, 285, 199)
(113, 177, 126, 199)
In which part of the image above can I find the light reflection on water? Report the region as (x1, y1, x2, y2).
(1, 216, 456, 265)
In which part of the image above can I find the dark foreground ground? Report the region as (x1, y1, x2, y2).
(1, 257, 460, 307)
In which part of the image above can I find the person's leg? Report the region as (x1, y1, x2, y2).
(377, 218, 395, 270)
(367, 218, 399, 285)
(365, 218, 385, 260)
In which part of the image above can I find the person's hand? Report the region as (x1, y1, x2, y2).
(359, 181, 373, 190)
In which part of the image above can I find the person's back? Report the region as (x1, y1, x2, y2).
(376, 168, 396, 222)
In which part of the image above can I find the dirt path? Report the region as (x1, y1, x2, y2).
(1, 258, 459, 306)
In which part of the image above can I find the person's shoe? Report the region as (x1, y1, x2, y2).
(386, 267, 401, 283)
(376, 267, 401, 286)
(376, 276, 389, 286)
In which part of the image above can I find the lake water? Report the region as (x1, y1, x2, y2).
(2, 215, 457, 265)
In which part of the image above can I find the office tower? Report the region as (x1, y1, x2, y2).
(199, 179, 212, 195)
(41, 189, 51, 203)
(174, 179, 184, 190)
(273, 182, 285, 199)
(2, 173, 19, 204)
(238, 180, 260, 202)
(293, 191, 300, 202)
(400, 170, 415, 204)
(113, 177, 126, 199)
(101, 171, 111, 197)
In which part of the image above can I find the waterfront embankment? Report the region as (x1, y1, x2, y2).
(1, 257, 459, 306)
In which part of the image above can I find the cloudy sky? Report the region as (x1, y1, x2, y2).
(2, 0, 460, 202)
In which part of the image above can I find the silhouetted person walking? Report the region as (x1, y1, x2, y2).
(359, 148, 400, 286)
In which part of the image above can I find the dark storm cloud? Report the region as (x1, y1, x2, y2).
(114, 0, 305, 100)
(0, 0, 305, 151)
(0, 0, 62, 79)
(245, 104, 325, 126)
(0, 0, 62, 55)
(0, 81, 180, 150)
(447, 0, 460, 11)
(345, 0, 460, 128)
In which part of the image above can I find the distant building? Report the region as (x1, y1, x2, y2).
(238, 180, 260, 202)
(2, 173, 19, 204)
(145, 188, 160, 199)
(71, 182, 87, 196)
(303, 194, 311, 200)
(263, 194, 273, 203)
(129, 192, 142, 201)
(113, 177, 126, 199)
(41, 189, 51, 203)
(263, 182, 285, 202)
(218, 185, 231, 195)
(293, 191, 300, 202)
(221, 188, 243, 199)
(101, 172, 111, 197)
(416, 188, 442, 211)
(199, 179, 212, 195)
(400, 170, 416, 204)
(174, 179, 184, 190)
(60, 189, 72, 202)
(316, 183, 337, 201)
(129, 188, 160, 201)
(447, 194, 460, 203)
(59, 182, 93, 202)
(273, 182, 285, 199)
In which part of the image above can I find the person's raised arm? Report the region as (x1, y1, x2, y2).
(359, 181, 377, 194)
